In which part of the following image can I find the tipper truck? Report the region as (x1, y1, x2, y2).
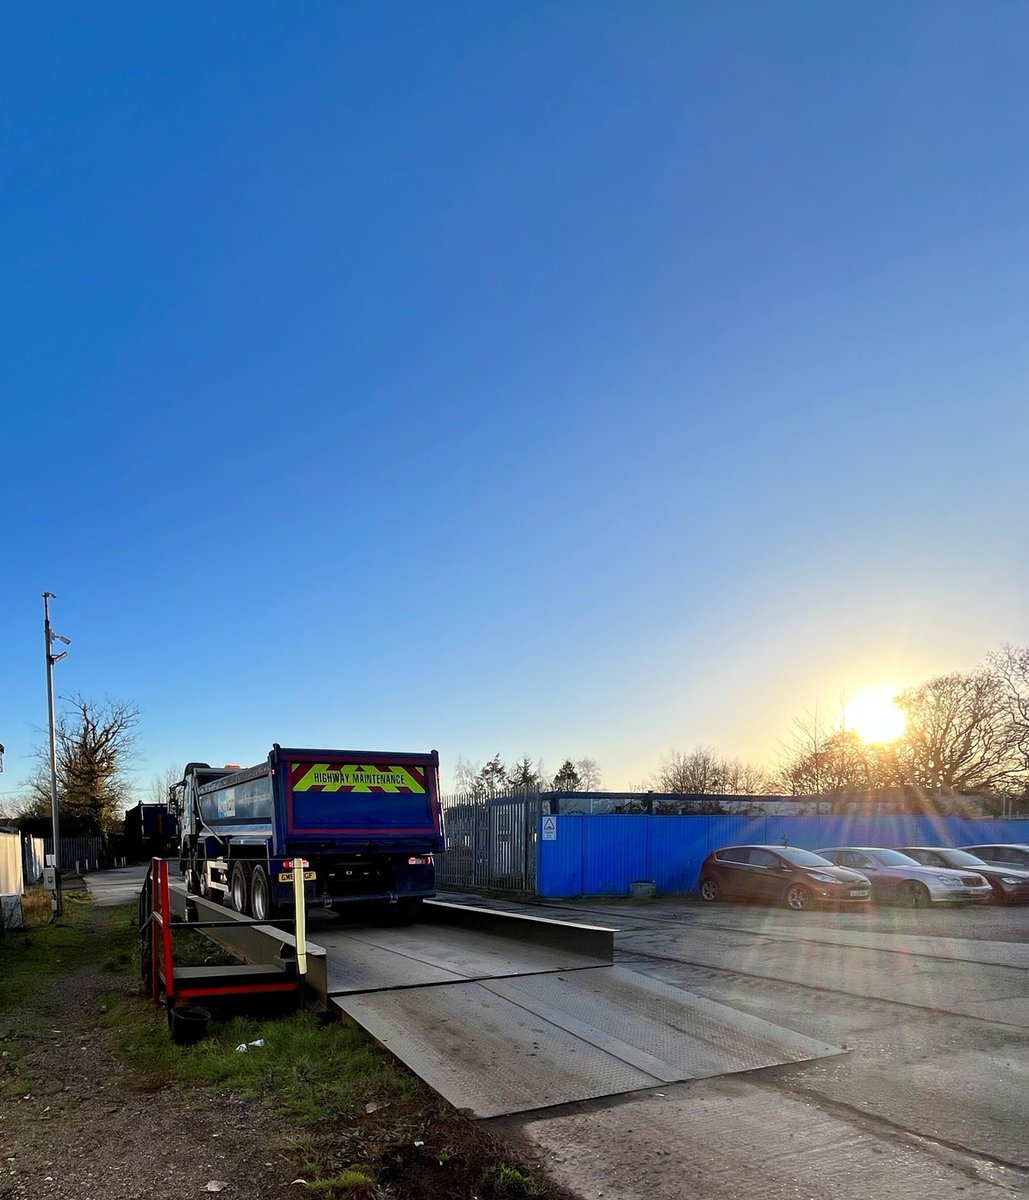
(173, 744, 444, 922)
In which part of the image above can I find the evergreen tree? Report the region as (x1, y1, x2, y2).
(506, 755, 540, 790)
(476, 754, 507, 797)
(552, 759, 581, 791)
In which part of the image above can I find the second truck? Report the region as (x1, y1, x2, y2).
(173, 745, 444, 922)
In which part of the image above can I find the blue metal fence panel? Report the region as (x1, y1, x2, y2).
(536, 814, 1029, 898)
(581, 817, 647, 894)
(646, 822, 706, 894)
(539, 814, 585, 896)
(703, 815, 768, 857)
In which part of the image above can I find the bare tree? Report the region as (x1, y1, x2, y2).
(773, 702, 836, 796)
(773, 725, 891, 797)
(896, 670, 1024, 797)
(989, 644, 1029, 783)
(716, 758, 773, 795)
(654, 747, 720, 793)
(21, 694, 139, 834)
(575, 758, 602, 790)
(652, 746, 766, 795)
(451, 756, 482, 796)
(148, 765, 183, 808)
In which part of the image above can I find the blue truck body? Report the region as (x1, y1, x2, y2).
(174, 744, 444, 921)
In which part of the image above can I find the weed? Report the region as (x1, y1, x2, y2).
(20, 887, 55, 926)
(306, 1166, 375, 1196)
(479, 1163, 548, 1197)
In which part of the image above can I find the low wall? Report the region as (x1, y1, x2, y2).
(537, 813, 1029, 898)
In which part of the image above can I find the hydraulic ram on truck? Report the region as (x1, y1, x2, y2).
(173, 744, 444, 922)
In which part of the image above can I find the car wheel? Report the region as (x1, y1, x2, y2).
(899, 880, 931, 908)
(699, 877, 721, 902)
(230, 863, 250, 914)
(785, 884, 813, 911)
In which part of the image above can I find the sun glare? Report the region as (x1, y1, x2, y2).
(846, 687, 907, 744)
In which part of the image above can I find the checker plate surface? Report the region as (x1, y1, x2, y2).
(318, 925, 609, 995)
(334, 965, 844, 1117)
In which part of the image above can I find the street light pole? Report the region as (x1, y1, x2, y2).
(43, 592, 70, 917)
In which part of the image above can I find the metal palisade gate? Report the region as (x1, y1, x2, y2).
(436, 789, 538, 893)
(40, 835, 108, 872)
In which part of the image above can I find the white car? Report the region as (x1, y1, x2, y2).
(816, 847, 992, 907)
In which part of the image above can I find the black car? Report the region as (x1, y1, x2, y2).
(698, 845, 871, 911)
(960, 844, 1029, 871)
(903, 845, 1029, 904)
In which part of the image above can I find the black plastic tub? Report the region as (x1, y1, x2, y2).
(168, 1004, 211, 1045)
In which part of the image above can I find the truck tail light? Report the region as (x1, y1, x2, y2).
(408, 855, 433, 866)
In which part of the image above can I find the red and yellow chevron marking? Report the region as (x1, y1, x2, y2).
(290, 762, 427, 794)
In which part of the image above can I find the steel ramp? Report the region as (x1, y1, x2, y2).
(333, 964, 845, 1118)
(316, 923, 611, 995)
(166, 883, 845, 1118)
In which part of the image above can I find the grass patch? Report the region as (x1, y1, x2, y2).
(0, 894, 135, 1018)
(2, 890, 567, 1200)
(480, 1164, 548, 1197)
(0, 896, 138, 1103)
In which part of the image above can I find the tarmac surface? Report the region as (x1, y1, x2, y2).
(82, 862, 149, 906)
(487, 896, 1029, 1199)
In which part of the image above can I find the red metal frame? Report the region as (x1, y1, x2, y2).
(148, 858, 299, 1008)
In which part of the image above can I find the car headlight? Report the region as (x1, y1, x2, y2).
(807, 873, 840, 884)
(936, 875, 962, 886)
(1001, 877, 1023, 885)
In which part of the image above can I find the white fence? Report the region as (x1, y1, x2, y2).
(0, 832, 23, 895)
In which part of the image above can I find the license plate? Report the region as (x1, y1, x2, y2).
(849, 889, 870, 898)
(278, 870, 316, 882)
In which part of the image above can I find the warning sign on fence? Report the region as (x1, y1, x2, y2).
(541, 815, 557, 841)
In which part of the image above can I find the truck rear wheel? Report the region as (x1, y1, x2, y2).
(250, 865, 278, 921)
(183, 855, 201, 897)
(230, 863, 250, 914)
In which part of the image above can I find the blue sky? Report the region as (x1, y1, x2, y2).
(2, 2, 1027, 800)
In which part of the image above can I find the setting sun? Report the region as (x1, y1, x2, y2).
(846, 687, 907, 744)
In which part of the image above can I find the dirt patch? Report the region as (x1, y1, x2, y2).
(0, 905, 577, 1200)
(0, 961, 301, 1200)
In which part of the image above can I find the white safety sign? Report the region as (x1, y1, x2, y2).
(541, 815, 557, 841)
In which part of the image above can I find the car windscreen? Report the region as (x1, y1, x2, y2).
(779, 847, 834, 867)
(870, 849, 921, 866)
(938, 849, 989, 867)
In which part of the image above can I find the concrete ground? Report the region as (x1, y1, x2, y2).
(488, 896, 1029, 1199)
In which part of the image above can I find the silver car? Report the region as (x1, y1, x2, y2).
(816, 846, 992, 907)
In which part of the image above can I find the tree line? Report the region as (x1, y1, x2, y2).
(4, 644, 1027, 831)
(453, 645, 1029, 814)
(450, 754, 602, 798)
(772, 645, 1029, 809)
